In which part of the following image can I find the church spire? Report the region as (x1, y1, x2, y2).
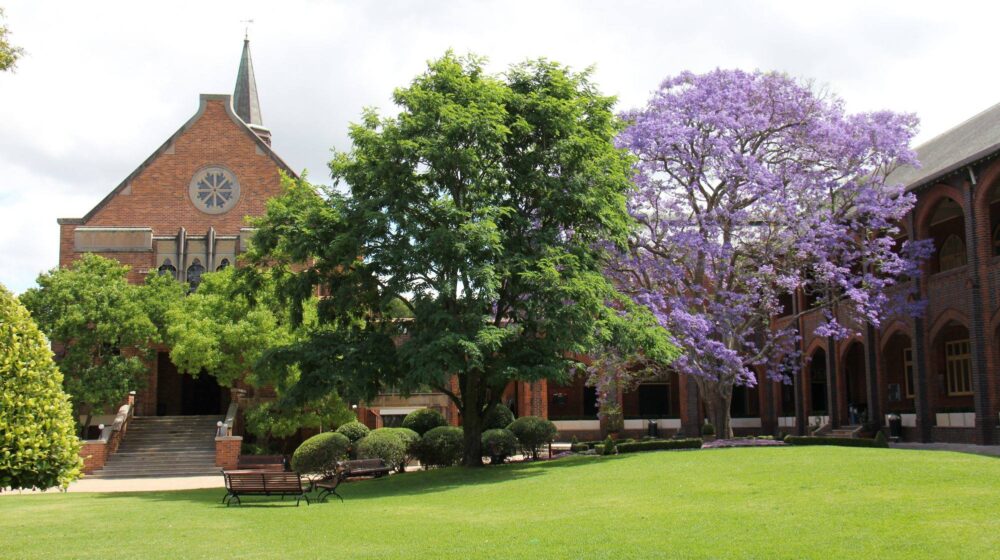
(233, 38, 271, 144)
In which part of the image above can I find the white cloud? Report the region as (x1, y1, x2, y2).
(0, 0, 996, 292)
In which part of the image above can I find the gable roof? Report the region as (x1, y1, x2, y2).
(58, 94, 297, 225)
(887, 101, 1000, 191)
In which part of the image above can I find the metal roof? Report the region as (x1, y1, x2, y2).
(887, 102, 1000, 191)
(233, 39, 264, 128)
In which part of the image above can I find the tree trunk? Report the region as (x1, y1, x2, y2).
(461, 404, 484, 467)
(703, 383, 733, 440)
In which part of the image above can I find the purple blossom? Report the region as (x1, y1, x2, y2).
(601, 69, 927, 436)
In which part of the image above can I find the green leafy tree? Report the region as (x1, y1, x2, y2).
(249, 53, 675, 466)
(0, 7, 24, 72)
(20, 254, 165, 435)
(1, 284, 81, 491)
(166, 267, 352, 443)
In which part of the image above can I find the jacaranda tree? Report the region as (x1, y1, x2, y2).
(249, 53, 675, 466)
(607, 69, 929, 437)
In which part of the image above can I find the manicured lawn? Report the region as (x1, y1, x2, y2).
(2, 447, 999, 559)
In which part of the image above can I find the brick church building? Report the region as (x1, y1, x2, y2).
(58, 39, 295, 423)
(61, 40, 1000, 471)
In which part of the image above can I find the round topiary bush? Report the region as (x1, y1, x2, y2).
(402, 408, 447, 435)
(508, 416, 557, 460)
(371, 427, 420, 471)
(483, 403, 516, 430)
(356, 430, 407, 470)
(290, 432, 351, 477)
(416, 425, 464, 468)
(480, 428, 518, 464)
(335, 421, 370, 443)
(0, 284, 82, 491)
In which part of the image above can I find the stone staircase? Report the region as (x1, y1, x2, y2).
(87, 415, 222, 478)
(828, 425, 861, 438)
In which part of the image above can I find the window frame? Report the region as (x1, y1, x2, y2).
(944, 339, 973, 396)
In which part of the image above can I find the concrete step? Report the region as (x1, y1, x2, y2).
(90, 414, 224, 478)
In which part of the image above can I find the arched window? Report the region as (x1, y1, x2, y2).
(187, 259, 205, 291)
(993, 225, 1000, 256)
(216, 258, 230, 272)
(158, 258, 177, 278)
(938, 235, 967, 272)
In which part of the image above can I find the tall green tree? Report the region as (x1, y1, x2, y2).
(166, 267, 352, 445)
(1, 284, 81, 491)
(249, 53, 676, 466)
(20, 254, 176, 434)
(0, 7, 24, 72)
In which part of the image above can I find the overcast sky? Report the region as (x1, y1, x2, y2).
(0, 1, 995, 293)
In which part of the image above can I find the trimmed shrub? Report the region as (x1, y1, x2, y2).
(356, 430, 407, 469)
(873, 431, 889, 448)
(481, 428, 518, 464)
(783, 436, 884, 448)
(290, 432, 351, 477)
(379, 427, 420, 471)
(508, 416, 558, 460)
(483, 403, 515, 431)
(0, 285, 82, 491)
(416, 426, 464, 467)
(616, 439, 703, 453)
(601, 436, 617, 456)
(402, 408, 447, 435)
(571, 442, 591, 452)
(335, 421, 370, 443)
(701, 423, 715, 436)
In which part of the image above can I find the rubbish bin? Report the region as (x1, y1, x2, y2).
(647, 419, 659, 438)
(887, 413, 902, 441)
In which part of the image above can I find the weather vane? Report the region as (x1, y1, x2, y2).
(241, 19, 254, 40)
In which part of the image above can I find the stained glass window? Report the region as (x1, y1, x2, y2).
(189, 166, 241, 214)
(158, 259, 177, 278)
(187, 259, 205, 291)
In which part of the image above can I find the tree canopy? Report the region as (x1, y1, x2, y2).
(249, 52, 675, 465)
(608, 69, 930, 437)
(0, 7, 23, 72)
(20, 254, 181, 433)
(0, 283, 81, 491)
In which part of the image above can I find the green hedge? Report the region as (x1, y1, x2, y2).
(616, 439, 703, 453)
(784, 435, 888, 448)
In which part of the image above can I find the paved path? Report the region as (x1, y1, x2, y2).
(891, 442, 1000, 458)
(2, 475, 224, 495)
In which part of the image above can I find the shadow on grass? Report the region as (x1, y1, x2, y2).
(89, 454, 626, 507)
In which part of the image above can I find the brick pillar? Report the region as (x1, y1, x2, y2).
(907, 211, 934, 442)
(825, 336, 841, 427)
(964, 176, 996, 445)
(215, 436, 242, 470)
(447, 376, 461, 426)
(678, 374, 700, 437)
(759, 372, 778, 436)
(532, 379, 548, 418)
(864, 323, 883, 433)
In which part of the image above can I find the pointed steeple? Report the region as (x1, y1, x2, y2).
(233, 38, 271, 144)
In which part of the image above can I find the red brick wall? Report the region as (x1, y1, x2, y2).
(215, 436, 242, 469)
(79, 441, 108, 474)
(59, 97, 286, 273)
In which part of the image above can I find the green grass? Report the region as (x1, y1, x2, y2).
(2, 447, 999, 559)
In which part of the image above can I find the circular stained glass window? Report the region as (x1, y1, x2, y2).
(189, 166, 241, 214)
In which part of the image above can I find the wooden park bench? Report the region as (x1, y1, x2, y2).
(222, 470, 309, 506)
(237, 455, 287, 471)
(313, 458, 392, 503)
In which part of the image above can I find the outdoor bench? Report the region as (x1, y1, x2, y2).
(313, 458, 392, 503)
(222, 470, 309, 506)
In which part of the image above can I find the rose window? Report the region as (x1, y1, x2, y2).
(189, 166, 241, 214)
